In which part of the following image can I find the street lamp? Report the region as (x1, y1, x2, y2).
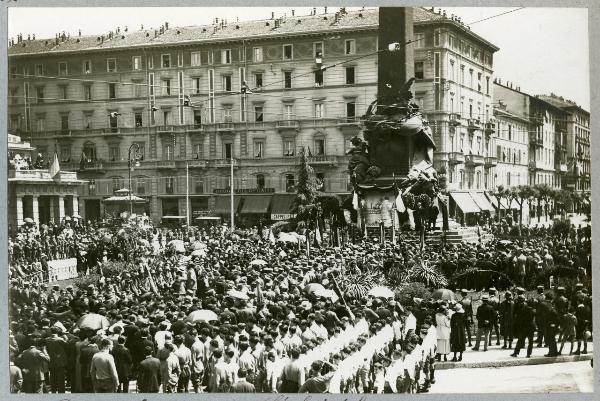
(128, 143, 141, 216)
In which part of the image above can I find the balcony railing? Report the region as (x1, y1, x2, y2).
(8, 169, 79, 182)
(467, 118, 482, 130)
(465, 154, 485, 166)
(449, 113, 462, 126)
(337, 116, 361, 125)
(484, 122, 496, 134)
(448, 151, 465, 164)
(276, 120, 300, 129)
(156, 160, 177, 169)
(529, 134, 543, 148)
(484, 156, 498, 167)
(307, 155, 337, 165)
(217, 122, 235, 131)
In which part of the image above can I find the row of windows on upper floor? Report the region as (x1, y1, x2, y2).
(8, 39, 362, 78)
(413, 29, 494, 67)
(414, 59, 491, 95)
(9, 100, 359, 132)
(39, 135, 346, 167)
(8, 66, 360, 104)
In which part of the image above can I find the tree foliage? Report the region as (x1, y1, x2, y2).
(292, 147, 319, 226)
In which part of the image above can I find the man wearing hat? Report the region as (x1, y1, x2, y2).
(472, 294, 494, 351)
(511, 295, 535, 358)
(459, 290, 473, 347)
(499, 292, 515, 349)
(488, 288, 501, 347)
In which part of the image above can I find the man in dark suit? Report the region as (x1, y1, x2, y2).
(499, 292, 515, 349)
(16, 338, 50, 393)
(44, 326, 69, 393)
(79, 336, 100, 392)
(459, 289, 474, 347)
(231, 368, 256, 393)
(544, 302, 560, 357)
(137, 346, 161, 393)
(112, 336, 133, 393)
(472, 295, 494, 351)
(511, 296, 536, 358)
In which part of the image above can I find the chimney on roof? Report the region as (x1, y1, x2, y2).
(141, 24, 144, 30)
(443, 10, 447, 17)
(313, 8, 316, 15)
(27, 34, 30, 41)
(274, 19, 280, 28)
(292, 9, 294, 16)
(165, 22, 169, 30)
(125, 26, 128, 32)
(271, 12, 274, 19)
(117, 26, 120, 33)
(324, 7, 327, 14)
(154, 30, 158, 38)
(78, 29, 81, 36)
(215, 18, 218, 24)
(61, 31, 66, 41)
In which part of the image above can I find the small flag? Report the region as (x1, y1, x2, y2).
(352, 192, 360, 210)
(268, 229, 275, 244)
(395, 192, 406, 213)
(49, 152, 60, 178)
(315, 223, 322, 245)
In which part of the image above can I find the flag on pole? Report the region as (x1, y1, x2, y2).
(49, 152, 60, 178)
(315, 223, 322, 245)
(395, 192, 406, 213)
(268, 229, 275, 244)
(352, 192, 360, 210)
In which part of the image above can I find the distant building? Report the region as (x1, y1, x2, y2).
(493, 81, 567, 190)
(8, 134, 83, 230)
(537, 94, 590, 193)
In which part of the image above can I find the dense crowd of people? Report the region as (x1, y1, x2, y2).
(7, 214, 592, 394)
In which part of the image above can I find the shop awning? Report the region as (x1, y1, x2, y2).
(470, 192, 495, 212)
(240, 195, 273, 214)
(451, 192, 481, 214)
(213, 195, 242, 214)
(270, 194, 296, 220)
(486, 193, 510, 210)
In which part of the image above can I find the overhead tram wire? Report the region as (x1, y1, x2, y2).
(11, 7, 529, 111)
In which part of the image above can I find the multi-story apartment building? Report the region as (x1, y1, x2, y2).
(493, 81, 566, 190)
(537, 94, 591, 193)
(492, 102, 529, 189)
(7, 7, 500, 225)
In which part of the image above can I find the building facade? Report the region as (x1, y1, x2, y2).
(8, 7, 501, 225)
(8, 134, 83, 230)
(492, 103, 529, 189)
(493, 81, 566, 190)
(410, 9, 499, 195)
(537, 94, 591, 193)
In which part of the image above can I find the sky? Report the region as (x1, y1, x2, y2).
(8, 6, 590, 109)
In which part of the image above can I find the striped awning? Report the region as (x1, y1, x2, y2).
(470, 192, 495, 212)
(450, 192, 481, 214)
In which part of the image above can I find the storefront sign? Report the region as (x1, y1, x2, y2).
(271, 213, 295, 221)
(214, 188, 275, 194)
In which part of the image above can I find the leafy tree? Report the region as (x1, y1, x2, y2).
(519, 185, 537, 225)
(292, 147, 319, 228)
(493, 185, 506, 222)
(534, 183, 554, 222)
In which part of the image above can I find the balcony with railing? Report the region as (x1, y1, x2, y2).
(484, 156, 498, 167)
(465, 154, 484, 167)
(528, 160, 544, 171)
(484, 122, 496, 135)
(217, 122, 235, 131)
(449, 113, 462, 127)
(529, 134, 543, 148)
(448, 152, 465, 164)
(9, 169, 80, 182)
(337, 116, 362, 126)
(276, 120, 300, 131)
(156, 160, 177, 169)
(467, 118, 482, 131)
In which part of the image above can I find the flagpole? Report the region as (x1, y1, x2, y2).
(186, 161, 190, 231)
(230, 156, 235, 230)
